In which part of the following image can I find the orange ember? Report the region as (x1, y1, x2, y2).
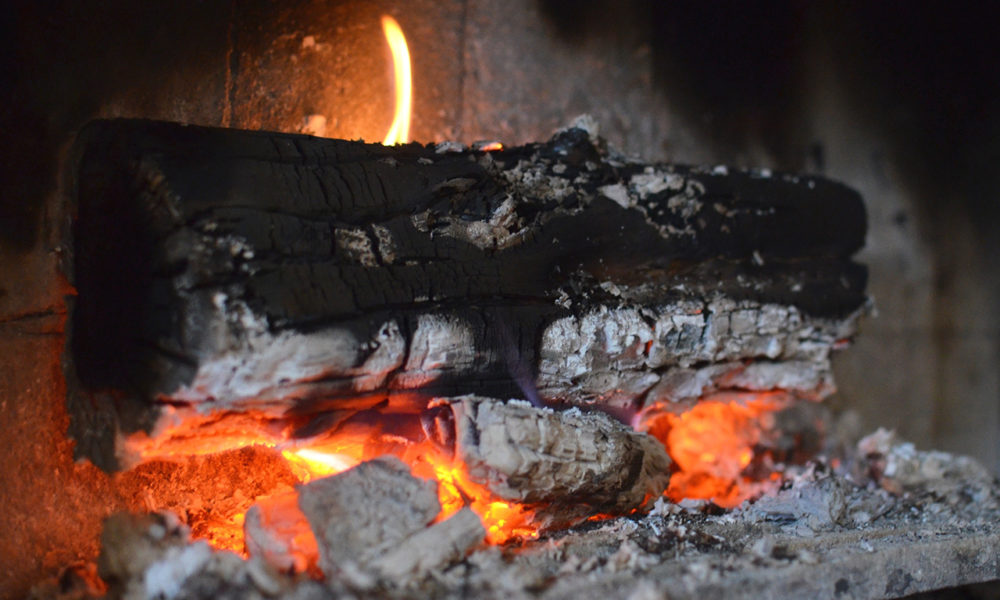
(119, 388, 795, 567)
(112, 444, 301, 556)
(642, 393, 787, 508)
(120, 405, 539, 566)
(418, 454, 537, 544)
(281, 435, 537, 544)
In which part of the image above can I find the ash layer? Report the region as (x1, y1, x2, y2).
(54, 429, 1000, 600)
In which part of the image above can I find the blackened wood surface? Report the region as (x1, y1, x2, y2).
(68, 119, 866, 467)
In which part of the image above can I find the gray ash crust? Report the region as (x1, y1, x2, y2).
(68, 118, 868, 470)
(79, 430, 1000, 600)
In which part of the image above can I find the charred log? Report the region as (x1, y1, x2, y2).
(445, 395, 670, 527)
(67, 118, 867, 468)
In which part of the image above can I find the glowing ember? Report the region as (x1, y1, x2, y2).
(381, 15, 411, 145)
(112, 445, 302, 556)
(121, 406, 540, 562)
(643, 393, 787, 508)
(282, 439, 539, 546)
(245, 489, 321, 575)
(282, 448, 360, 482)
(120, 388, 793, 562)
(419, 453, 537, 545)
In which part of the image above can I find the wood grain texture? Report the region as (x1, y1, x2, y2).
(67, 119, 867, 468)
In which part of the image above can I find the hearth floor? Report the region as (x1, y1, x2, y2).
(78, 430, 1000, 600)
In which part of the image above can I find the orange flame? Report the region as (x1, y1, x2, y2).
(120, 408, 539, 562)
(285, 439, 536, 545)
(419, 453, 537, 544)
(381, 15, 411, 145)
(121, 390, 792, 562)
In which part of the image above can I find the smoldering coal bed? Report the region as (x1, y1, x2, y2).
(47, 119, 1000, 600)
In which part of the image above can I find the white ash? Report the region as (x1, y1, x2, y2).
(296, 457, 438, 574)
(93, 431, 1000, 600)
(629, 168, 685, 200)
(98, 512, 300, 600)
(169, 296, 405, 407)
(448, 396, 670, 526)
(537, 297, 855, 406)
(296, 456, 484, 587)
(720, 360, 830, 393)
(598, 183, 631, 209)
(370, 223, 397, 264)
(434, 195, 529, 251)
(333, 227, 378, 267)
(601, 167, 705, 238)
(741, 465, 849, 532)
(142, 543, 214, 600)
(643, 360, 834, 407)
(497, 157, 579, 206)
(435, 140, 467, 154)
(857, 428, 1000, 508)
(373, 508, 485, 581)
(395, 314, 476, 387)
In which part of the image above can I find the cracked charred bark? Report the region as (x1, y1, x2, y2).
(68, 119, 867, 469)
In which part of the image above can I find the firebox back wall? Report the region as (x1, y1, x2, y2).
(1, 0, 999, 596)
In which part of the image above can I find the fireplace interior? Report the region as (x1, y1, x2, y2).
(2, 1, 1000, 598)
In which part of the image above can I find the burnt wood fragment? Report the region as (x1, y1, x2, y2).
(296, 456, 484, 586)
(67, 119, 867, 468)
(445, 395, 670, 527)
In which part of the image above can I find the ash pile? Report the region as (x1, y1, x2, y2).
(39, 425, 1000, 600)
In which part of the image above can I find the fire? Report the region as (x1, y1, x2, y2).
(102, 12, 808, 578)
(120, 389, 791, 563)
(281, 448, 359, 482)
(381, 15, 411, 145)
(282, 437, 538, 547)
(420, 454, 537, 545)
(119, 405, 538, 567)
(642, 393, 788, 508)
(120, 383, 794, 567)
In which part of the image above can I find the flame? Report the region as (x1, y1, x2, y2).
(120, 406, 539, 564)
(285, 439, 536, 544)
(282, 448, 360, 482)
(642, 393, 787, 508)
(381, 15, 411, 145)
(120, 390, 792, 564)
(420, 453, 537, 544)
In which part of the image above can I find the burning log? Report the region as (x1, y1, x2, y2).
(443, 395, 671, 527)
(67, 118, 867, 469)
